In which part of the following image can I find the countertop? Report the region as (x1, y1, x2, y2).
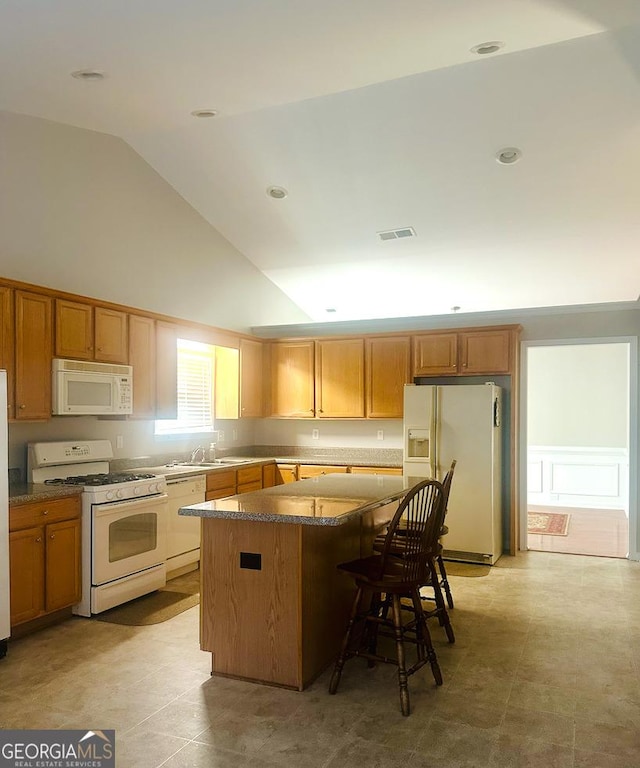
(9, 483, 84, 505)
(179, 473, 415, 526)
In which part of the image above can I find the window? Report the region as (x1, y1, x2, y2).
(155, 339, 215, 435)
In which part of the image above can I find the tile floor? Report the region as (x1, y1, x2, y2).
(2, 551, 640, 767)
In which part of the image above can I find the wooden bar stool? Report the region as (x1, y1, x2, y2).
(328, 479, 445, 716)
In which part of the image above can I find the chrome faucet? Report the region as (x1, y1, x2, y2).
(190, 445, 206, 464)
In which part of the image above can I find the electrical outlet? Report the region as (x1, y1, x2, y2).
(312, 429, 319, 440)
(218, 431, 225, 442)
(232, 429, 238, 441)
(377, 430, 384, 440)
(116, 435, 124, 449)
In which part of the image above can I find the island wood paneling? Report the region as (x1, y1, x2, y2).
(200, 518, 301, 689)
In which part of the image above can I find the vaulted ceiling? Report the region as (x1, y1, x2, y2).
(2, 0, 639, 322)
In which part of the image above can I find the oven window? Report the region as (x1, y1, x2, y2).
(109, 513, 157, 562)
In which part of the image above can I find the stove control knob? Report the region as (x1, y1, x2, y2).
(133, 486, 141, 496)
(116, 489, 124, 499)
(152, 482, 160, 494)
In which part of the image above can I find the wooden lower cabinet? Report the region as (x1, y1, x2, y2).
(276, 464, 298, 484)
(9, 496, 81, 627)
(298, 465, 348, 479)
(262, 463, 276, 488)
(205, 469, 236, 502)
(350, 466, 403, 476)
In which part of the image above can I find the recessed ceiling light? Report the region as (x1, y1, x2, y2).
(267, 186, 288, 199)
(495, 147, 522, 165)
(70, 69, 105, 81)
(191, 109, 218, 118)
(471, 41, 504, 55)
(325, 308, 337, 313)
(451, 306, 461, 313)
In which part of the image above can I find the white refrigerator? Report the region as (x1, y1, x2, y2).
(0, 370, 9, 656)
(403, 383, 503, 564)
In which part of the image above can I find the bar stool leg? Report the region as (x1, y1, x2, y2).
(329, 586, 362, 695)
(429, 560, 455, 644)
(438, 554, 454, 609)
(391, 594, 410, 716)
(412, 589, 443, 686)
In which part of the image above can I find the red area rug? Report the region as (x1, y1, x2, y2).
(527, 511, 570, 536)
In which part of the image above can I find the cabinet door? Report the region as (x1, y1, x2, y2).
(276, 464, 298, 484)
(316, 338, 364, 418)
(262, 463, 276, 488)
(9, 527, 45, 625)
(366, 336, 411, 418)
(412, 333, 458, 376)
(45, 518, 82, 612)
(270, 341, 315, 417)
(458, 329, 512, 374)
(94, 307, 128, 363)
(55, 299, 93, 360)
(215, 346, 239, 419)
(15, 291, 52, 420)
(0, 286, 15, 420)
(155, 321, 178, 419)
(240, 339, 264, 418)
(128, 315, 156, 419)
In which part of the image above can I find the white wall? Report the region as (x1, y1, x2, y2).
(527, 343, 628, 448)
(0, 110, 308, 333)
(254, 418, 403, 450)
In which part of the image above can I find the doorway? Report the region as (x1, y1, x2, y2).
(525, 341, 630, 558)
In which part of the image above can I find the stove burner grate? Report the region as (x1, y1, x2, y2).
(44, 472, 157, 487)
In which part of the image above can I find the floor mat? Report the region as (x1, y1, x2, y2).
(95, 570, 200, 626)
(527, 511, 570, 536)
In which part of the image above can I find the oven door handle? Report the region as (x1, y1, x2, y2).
(92, 493, 169, 517)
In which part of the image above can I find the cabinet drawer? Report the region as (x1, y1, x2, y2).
(350, 466, 403, 475)
(237, 480, 262, 494)
(262, 463, 276, 488)
(205, 487, 236, 502)
(236, 465, 262, 486)
(10, 496, 81, 532)
(206, 469, 236, 493)
(298, 464, 348, 479)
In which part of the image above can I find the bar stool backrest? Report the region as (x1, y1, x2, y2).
(378, 479, 445, 584)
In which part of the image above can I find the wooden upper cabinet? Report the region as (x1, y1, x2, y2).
(270, 340, 315, 417)
(413, 333, 458, 376)
(366, 336, 411, 418)
(459, 329, 511, 374)
(413, 327, 517, 377)
(55, 299, 93, 360)
(128, 314, 156, 419)
(94, 307, 128, 363)
(316, 338, 364, 418)
(215, 346, 240, 420)
(55, 300, 128, 364)
(239, 338, 264, 418)
(0, 286, 15, 420)
(15, 290, 52, 420)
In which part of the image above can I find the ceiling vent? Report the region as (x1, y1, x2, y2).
(377, 227, 416, 241)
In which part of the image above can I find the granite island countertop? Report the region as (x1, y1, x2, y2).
(179, 472, 417, 526)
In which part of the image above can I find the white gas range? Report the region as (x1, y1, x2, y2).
(28, 440, 168, 616)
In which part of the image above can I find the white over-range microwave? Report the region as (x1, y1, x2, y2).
(52, 358, 133, 415)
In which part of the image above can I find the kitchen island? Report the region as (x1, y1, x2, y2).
(179, 473, 415, 690)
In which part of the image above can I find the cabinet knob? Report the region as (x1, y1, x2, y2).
(19, 404, 26, 410)
(88, 346, 93, 351)
(35, 537, 42, 543)
(318, 409, 323, 413)
(97, 347, 103, 352)
(49, 534, 55, 540)
(42, 509, 48, 515)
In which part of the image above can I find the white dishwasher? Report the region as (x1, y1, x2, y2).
(166, 475, 205, 577)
